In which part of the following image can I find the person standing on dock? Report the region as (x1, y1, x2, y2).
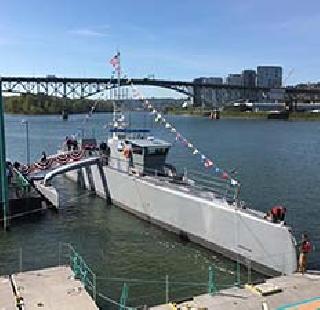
(6, 161, 13, 184)
(40, 151, 47, 163)
(298, 233, 312, 274)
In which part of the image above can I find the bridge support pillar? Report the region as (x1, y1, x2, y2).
(193, 84, 203, 107)
(0, 79, 9, 230)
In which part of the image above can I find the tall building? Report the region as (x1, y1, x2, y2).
(257, 66, 282, 88)
(226, 74, 242, 86)
(242, 70, 256, 87)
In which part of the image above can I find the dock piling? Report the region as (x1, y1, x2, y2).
(165, 274, 169, 303)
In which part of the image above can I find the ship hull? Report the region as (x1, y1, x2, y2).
(66, 164, 297, 276)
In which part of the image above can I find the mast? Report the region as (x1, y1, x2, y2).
(117, 50, 121, 101)
(112, 51, 120, 130)
(112, 50, 124, 138)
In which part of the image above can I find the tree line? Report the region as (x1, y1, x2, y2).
(4, 94, 114, 115)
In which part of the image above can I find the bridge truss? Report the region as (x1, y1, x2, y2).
(1, 77, 319, 104)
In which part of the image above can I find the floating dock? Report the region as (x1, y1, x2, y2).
(0, 266, 98, 309)
(151, 273, 320, 310)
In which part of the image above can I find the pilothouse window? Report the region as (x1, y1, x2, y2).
(146, 147, 168, 155)
(132, 147, 143, 155)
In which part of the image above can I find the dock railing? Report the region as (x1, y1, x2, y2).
(7, 168, 31, 199)
(58, 242, 97, 301)
(1, 243, 297, 308)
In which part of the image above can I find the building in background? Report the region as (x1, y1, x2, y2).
(194, 77, 223, 85)
(226, 74, 242, 86)
(242, 70, 256, 87)
(193, 66, 284, 107)
(257, 66, 282, 88)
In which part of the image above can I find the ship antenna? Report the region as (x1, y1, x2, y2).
(117, 49, 121, 101)
(111, 50, 123, 137)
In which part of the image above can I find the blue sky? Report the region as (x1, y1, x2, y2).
(0, 0, 319, 86)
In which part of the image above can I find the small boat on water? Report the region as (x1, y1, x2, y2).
(267, 110, 289, 120)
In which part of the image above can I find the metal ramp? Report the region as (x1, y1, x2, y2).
(29, 156, 100, 208)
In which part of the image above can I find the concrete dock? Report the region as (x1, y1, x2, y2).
(0, 266, 98, 309)
(151, 273, 320, 310)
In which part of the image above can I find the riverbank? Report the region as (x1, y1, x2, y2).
(4, 94, 113, 115)
(167, 108, 320, 121)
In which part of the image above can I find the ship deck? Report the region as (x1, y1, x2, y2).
(141, 174, 268, 221)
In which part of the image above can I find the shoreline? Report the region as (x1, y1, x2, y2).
(167, 109, 320, 121)
(5, 110, 320, 121)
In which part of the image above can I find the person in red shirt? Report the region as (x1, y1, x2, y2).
(298, 233, 312, 274)
(271, 205, 286, 223)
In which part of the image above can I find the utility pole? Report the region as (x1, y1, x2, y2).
(0, 79, 8, 230)
(21, 120, 30, 165)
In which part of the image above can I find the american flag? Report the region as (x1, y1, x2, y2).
(109, 52, 120, 67)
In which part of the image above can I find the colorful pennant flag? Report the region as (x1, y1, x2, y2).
(108, 60, 235, 183)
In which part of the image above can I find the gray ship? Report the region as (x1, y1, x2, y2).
(32, 54, 297, 276)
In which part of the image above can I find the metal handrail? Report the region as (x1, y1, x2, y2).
(12, 168, 30, 188)
(58, 242, 97, 301)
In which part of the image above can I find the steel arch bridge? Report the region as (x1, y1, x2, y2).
(1, 76, 320, 103)
(0, 77, 195, 99)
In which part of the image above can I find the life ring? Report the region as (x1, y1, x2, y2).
(123, 148, 131, 159)
(70, 150, 83, 161)
(56, 154, 70, 165)
(34, 159, 52, 170)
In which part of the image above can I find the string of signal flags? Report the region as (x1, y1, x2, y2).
(108, 53, 238, 186)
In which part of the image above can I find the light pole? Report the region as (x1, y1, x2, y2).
(0, 78, 8, 230)
(21, 119, 30, 165)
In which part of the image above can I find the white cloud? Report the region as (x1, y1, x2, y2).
(68, 28, 108, 37)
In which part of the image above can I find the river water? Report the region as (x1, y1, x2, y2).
(1, 112, 320, 308)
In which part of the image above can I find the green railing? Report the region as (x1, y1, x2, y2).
(13, 168, 30, 188)
(0, 243, 261, 309)
(59, 242, 97, 301)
